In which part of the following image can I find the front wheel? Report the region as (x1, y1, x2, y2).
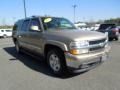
(3, 34, 7, 38)
(47, 49, 67, 75)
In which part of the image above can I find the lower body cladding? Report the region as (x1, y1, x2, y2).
(65, 46, 110, 73)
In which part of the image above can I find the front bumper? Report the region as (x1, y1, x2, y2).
(65, 46, 110, 72)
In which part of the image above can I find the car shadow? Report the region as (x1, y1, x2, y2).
(4, 47, 87, 79)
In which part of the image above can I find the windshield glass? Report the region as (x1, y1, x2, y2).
(41, 17, 76, 30)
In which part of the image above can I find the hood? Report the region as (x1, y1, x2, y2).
(44, 29, 107, 41)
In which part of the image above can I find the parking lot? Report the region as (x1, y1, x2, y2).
(0, 38, 120, 90)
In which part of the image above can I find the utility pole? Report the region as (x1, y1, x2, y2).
(73, 4, 77, 23)
(23, 0, 27, 18)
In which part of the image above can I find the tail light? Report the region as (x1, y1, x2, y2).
(112, 30, 117, 32)
(112, 28, 118, 32)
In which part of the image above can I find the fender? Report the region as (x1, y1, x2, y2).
(43, 40, 68, 51)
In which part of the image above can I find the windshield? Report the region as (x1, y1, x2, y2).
(41, 17, 76, 30)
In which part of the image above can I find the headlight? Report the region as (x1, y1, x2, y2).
(70, 40, 89, 49)
(105, 38, 109, 48)
(106, 37, 108, 43)
(69, 41, 89, 55)
(105, 32, 108, 37)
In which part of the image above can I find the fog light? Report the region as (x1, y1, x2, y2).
(70, 49, 88, 55)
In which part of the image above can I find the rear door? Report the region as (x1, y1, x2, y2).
(18, 20, 30, 49)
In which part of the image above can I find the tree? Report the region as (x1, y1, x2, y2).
(104, 18, 120, 26)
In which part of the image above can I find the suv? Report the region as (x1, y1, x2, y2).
(0, 29, 12, 38)
(12, 16, 110, 75)
(98, 24, 119, 41)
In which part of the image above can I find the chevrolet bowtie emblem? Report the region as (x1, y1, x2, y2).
(99, 43, 104, 47)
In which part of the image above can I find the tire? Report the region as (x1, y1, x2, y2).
(47, 49, 67, 75)
(115, 37, 118, 41)
(15, 41, 21, 53)
(109, 38, 113, 41)
(3, 34, 7, 38)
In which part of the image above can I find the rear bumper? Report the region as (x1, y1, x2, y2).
(65, 46, 110, 72)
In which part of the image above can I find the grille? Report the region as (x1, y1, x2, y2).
(89, 38, 106, 51)
(89, 38, 106, 45)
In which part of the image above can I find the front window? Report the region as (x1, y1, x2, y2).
(41, 17, 76, 30)
(1, 30, 4, 32)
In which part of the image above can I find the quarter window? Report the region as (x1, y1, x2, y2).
(13, 24, 18, 31)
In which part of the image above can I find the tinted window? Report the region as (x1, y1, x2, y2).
(6, 30, 12, 32)
(99, 24, 116, 30)
(1, 30, 4, 32)
(21, 20, 30, 31)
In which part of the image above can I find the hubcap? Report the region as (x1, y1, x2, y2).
(49, 53, 60, 72)
(3, 35, 7, 38)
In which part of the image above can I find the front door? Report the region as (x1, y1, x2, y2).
(27, 18, 44, 55)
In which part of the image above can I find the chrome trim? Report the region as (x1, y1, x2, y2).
(65, 46, 110, 69)
(77, 38, 107, 49)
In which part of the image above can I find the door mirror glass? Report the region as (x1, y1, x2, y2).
(30, 26, 40, 31)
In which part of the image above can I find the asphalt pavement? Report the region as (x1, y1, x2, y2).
(0, 38, 120, 90)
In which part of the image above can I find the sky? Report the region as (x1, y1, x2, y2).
(0, 0, 120, 25)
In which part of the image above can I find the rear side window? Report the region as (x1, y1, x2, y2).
(6, 30, 12, 32)
(21, 20, 30, 31)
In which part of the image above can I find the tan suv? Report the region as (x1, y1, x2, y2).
(12, 16, 110, 75)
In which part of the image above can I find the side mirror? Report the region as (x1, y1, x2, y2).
(30, 26, 40, 31)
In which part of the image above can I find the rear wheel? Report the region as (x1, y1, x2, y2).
(15, 41, 21, 53)
(115, 37, 118, 41)
(109, 38, 113, 41)
(47, 49, 67, 75)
